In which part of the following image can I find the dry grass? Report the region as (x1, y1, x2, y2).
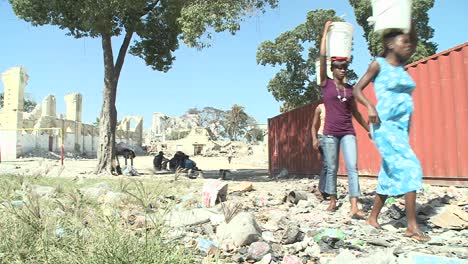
(0, 174, 195, 264)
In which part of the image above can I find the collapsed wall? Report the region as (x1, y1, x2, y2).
(0, 67, 143, 160)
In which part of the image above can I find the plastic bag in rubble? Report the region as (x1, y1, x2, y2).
(122, 165, 139, 176)
(202, 180, 228, 207)
(314, 228, 346, 243)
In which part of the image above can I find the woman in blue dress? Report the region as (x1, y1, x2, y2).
(352, 23, 430, 242)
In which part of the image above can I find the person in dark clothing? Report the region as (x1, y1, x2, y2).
(169, 151, 187, 171)
(184, 155, 197, 170)
(153, 151, 169, 171)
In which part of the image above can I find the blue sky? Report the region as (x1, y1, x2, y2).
(0, 1, 466, 129)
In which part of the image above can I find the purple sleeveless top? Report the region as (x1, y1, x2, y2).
(322, 79, 355, 136)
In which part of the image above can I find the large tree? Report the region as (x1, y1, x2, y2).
(222, 104, 249, 141)
(10, 0, 278, 174)
(349, 0, 437, 63)
(257, 9, 358, 112)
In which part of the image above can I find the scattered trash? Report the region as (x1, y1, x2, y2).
(287, 190, 309, 204)
(10, 200, 24, 208)
(350, 239, 365, 246)
(197, 238, 218, 254)
(385, 197, 396, 205)
(202, 180, 228, 207)
(314, 228, 346, 243)
(122, 165, 139, 176)
(54, 228, 66, 238)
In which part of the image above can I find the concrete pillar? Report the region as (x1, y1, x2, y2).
(151, 112, 166, 136)
(133, 116, 143, 146)
(64, 93, 82, 122)
(41, 95, 56, 117)
(0, 67, 28, 160)
(64, 93, 82, 152)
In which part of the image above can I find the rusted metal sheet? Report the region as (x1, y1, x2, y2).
(268, 42, 468, 180)
(268, 103, 322, 177)
(406, 42, 468, 179)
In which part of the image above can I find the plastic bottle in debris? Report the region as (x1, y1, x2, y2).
(314, 228, 346, 243)
(385, 197, 396, 205)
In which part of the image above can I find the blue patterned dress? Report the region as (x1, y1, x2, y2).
(372, 57, 422, 196)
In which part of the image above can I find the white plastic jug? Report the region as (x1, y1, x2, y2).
(326, 22, 353, 59)
(369, 0, 412, 34)
(315, 59, 333, 85)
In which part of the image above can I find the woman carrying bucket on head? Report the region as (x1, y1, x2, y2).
(318, 21, 370, 218)
(352, 19, 430, 242)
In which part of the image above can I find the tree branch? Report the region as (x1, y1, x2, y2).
(139, 0, 160, 17)
(114, 30, 134, 85)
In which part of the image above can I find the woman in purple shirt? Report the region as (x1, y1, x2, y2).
(319, 21, 369, 218)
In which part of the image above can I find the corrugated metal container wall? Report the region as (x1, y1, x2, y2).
(269, 42, 468, 180)
(406, 42, 468, 179)
(268, 102, 322, 177)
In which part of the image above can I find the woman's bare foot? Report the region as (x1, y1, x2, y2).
(350, 210, 367, 219)
(366, 218, 380, 228)
(326, 202, 337, 212)
(404, 229, 431, 242)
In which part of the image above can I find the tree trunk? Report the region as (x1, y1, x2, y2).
(95, 34, 118, 174)
(95, 31, 133, 174)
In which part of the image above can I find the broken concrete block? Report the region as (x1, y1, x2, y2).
(216, 212, 261, 247)
(230, 182, 253, 193)
(430, 205, 468, 230)
(166, 208, 219, 228)
(282, 254, 302, 264)
(246, 241, 271, 261)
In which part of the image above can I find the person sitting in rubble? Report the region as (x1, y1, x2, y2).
(169, 151, 187, 171)
(153, 151, 169, 171)
(114, 143, 136, 175)
(184, 155, 199, 171)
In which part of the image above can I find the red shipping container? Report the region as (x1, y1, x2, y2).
(268, 42, 468, 181)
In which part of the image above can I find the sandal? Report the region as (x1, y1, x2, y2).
(404, 231, 431, 242)
(350, 210, 367, 220)
(351, 214, 366, 220)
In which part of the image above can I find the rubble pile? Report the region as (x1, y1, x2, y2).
(162, 177, 468, 263)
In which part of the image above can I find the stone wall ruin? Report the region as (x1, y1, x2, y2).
(0, 67, 143, 160)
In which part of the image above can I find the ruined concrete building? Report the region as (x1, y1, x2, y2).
(0, 67, 143, 160)
(146, 112, 216, 155)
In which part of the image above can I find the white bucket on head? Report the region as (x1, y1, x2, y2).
(315, 59, 333, 85)
(326, 22, 353, 59)
(370, 0, 412, 34)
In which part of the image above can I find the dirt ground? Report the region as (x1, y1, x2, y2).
(0, 151, 267, 178)
(1, 152, 467, 263)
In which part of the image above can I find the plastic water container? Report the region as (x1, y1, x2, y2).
(369, 0, 412, 34)
(315, 59, 333, 85)
(326, 22, 353, 59)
